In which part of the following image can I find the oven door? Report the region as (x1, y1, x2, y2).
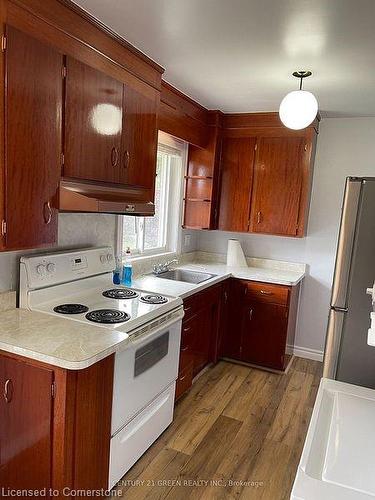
(111, 308, 183, 435)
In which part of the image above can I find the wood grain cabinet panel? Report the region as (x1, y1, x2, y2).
(250, 136, 305, 236)
(218, 137, 256, 232)
(64, 56, 123, 184)
(121, 85, 158, 193)
(241, 301, 289, 370)
(5, 25, 62, 250)
(0, 357, 53, 493)
(220, 279, 300, 371)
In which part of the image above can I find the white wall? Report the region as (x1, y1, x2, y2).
(196, 117, 375, 356)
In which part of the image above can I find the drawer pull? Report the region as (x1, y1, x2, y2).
(181, 345, 189, 352)
(179, 375, 186, 382)
(184, 306, 192, 312)
(260, 290, 273, 295)
(249, 308, 253, 320)
(183, 326, 191, 333)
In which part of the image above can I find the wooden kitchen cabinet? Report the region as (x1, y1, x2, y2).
(175, 284, 222, 400)
(64, 57, 158, 196)
(4, 25, 62, 250)
(217, 113, 318, 237)
(250, 136, 306, 236)
(0, 351, 114, 497)
(121, 85, 158, 191)
(218, 137, 256, 232)
(64, 56, 123, 184)
(220, 279, 300, 371)
(0, 356, 54, 493)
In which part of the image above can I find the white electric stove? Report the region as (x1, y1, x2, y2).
(19, 246, 184, 489)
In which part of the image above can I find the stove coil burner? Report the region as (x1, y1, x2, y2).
(85, 309, 130, 324)
(140, 294, 168, 305)
(53, 304, 89, 315)
(102, 288, 139, 300)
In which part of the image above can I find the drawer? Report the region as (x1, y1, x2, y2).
(243, 281, 290, 305)
(175, 362, 193, 401)
(183, 294, 197, 320)
(181, 315, 196, 348)
(109, 382, 175, 489)
(179, 343, 194, 372)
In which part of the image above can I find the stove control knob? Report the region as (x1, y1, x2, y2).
(46, 263, 56, 274)
(106, 253, 113, 263)
(36, 264, 46, 276)
(100, 255, 106, 264)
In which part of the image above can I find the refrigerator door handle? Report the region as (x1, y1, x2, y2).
(331, 179, 362, 308)
(323, 309, 346, 379)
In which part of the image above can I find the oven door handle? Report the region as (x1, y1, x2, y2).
(129, 308, 184, 347)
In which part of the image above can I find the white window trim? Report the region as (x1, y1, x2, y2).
(116, 133, 188, 261)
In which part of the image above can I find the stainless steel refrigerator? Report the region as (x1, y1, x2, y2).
(323, 177, 375, 388)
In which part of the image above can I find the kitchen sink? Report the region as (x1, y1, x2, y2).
(155, 269, 217, 284)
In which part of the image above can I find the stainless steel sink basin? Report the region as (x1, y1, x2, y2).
(155, 269, 217, 284)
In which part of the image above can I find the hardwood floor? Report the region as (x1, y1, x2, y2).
(113, 357, 322, 500)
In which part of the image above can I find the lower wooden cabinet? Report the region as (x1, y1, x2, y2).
(220, 279, 300, 371)
(0, 356, 53, 493)
(175, 283, 222, 400)
(0, 352, 114, 497)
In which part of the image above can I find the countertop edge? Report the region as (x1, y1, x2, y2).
(0, 337, 130, 371)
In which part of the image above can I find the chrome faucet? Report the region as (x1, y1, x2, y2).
(152, 259, 178, 275)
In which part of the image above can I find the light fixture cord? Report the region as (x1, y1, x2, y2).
(299, 77, 303, 90)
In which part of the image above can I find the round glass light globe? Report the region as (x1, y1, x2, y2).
(279, 90, 318, 130)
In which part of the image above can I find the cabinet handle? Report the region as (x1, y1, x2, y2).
(43, 201, 52, 224)
(4, 379, 13, 403)
(183, 326, 191, 333)
(249, 308, 253, 321)
(257, 211, 262, 224)
(181, 345, 189, 352)
(179, 375, 186, 382)
(224, 291, 228, 303)
(260, 290, 273, 295)
(123, 150, 130, 169)
(111, 147, 119, 167)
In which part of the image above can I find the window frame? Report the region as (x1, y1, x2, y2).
(117, 133, 187, 260)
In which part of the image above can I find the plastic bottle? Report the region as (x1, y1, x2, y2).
(112, 256, 122, 285)
(122, 247, 132, 286)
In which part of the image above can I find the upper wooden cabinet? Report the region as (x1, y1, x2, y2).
(218, 113, 318, 237)
(121, 85, 158, 191)
(64, 56, 123, 184)
(64, 58, 158, 194)
(4, 25, 62, 251)
(250, 136, 307, 236)
(218, 137, 256, 232)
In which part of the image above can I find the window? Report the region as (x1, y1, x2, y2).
(119, 133, 186, 257)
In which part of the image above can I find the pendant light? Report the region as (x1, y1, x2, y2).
(279, 71, 318, 130)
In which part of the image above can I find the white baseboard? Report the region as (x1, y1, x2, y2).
(287, 344, 324, 362)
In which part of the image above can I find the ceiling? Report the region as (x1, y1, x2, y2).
(73, 0, 375, 117)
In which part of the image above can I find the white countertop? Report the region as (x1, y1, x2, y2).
(0, 308, 130, 370)
(132, 261, 305, 299)
(0, 257, 305, 370)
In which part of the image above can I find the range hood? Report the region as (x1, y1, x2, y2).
(59, 179, 155, 216)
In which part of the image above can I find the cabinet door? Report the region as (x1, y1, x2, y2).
(64, 57, 123, 184)
(250, 136, 305, 236)
(218, 137, 256, 232)
(121, 85, 158, 194)
(5, 26, 62, 250)
(241, 301, 288, 370)
(0, 357, 53, 492)
(220, 279, 244, 360)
